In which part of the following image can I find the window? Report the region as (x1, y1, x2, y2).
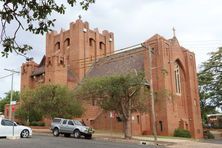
(174, 63, 181, 94)
(59, 56, 64, 65)
(1, 119, 14, 126)
(99, 42, 105, 49)
(55, 42, 60, 50)
(64, 38, 70, 47)
(73, 120, 82, 126)
(89, 38, 95, 46)
(185, 123, 188, 130)
(62, 120, 67, 125)
(159, 121, 163, 132)
(68, 121, 74, 125)
(53, 118, 61, 123)
(194, 99, 197, 106)
(137, 115, 140, 124)
(47, 57, 52, 66)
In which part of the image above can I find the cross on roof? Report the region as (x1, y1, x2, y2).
(173, 27, 176, 37)
(78, 15, 82, 20)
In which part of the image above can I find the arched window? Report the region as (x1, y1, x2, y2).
(159, 121, 163, 132)
(174, 62, 181, 94)
(89, 38, 95, 47)
(64, 38, 70, 47)
(55, 42, 60, 50)
(99, 42, 105, 50)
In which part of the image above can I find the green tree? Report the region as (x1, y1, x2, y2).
(0, 91, 20, 113)
(198, 47, 222, 123)
(15, 89, 42, 124)
(0, 0, 95, 57)
(75, 73, 149, 139)
(35, 84, 83, 118)
(16, 84, 84, 124)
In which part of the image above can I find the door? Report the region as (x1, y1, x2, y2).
(60, 120, 68, 133)
(0, 119, 16, 137)
(67, 120, 75, 133)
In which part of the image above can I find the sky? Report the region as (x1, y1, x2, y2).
(0, 0, 222, 98)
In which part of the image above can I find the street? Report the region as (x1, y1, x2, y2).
(0, 134, 161, 148)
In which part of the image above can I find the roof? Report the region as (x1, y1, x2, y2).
(39, 56, 46, 67)
(87, 47, 145, 78)
(31, 66, 45, 76)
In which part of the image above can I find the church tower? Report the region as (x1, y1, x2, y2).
(21, 18, 114, 90)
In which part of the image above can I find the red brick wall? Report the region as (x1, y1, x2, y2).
(19, 20, 203, 138)
(144, 35, 203, 138)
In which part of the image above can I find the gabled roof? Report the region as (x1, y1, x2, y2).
(39, 56, 46, 67)
(87, 47, 145, 78)
(31, 66, 45, 76)
(31, 56, 45, 76)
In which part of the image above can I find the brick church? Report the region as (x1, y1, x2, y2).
(20, 18, 203, 138)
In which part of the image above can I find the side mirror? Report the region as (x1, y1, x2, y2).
(13, 122, 17, 126)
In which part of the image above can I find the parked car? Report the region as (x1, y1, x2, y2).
(51, 118, 94, 139)
(0, 118, 32, 138)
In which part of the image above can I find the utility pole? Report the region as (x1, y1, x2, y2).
(4, 69, 19, 120)
(141, 43, 158, 145)
(148, 46, 158, 145)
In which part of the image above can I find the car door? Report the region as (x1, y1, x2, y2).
(0, 119, 6, 137)
(67, 120, 75, 134)
(0, 119, 15, 137)
(60, 120, 68, 133)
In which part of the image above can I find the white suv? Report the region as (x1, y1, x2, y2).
(51, 118, 94, 139)
(0, 118, 32, 138)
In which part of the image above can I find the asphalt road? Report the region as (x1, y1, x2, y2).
(0, 134, 162, 148)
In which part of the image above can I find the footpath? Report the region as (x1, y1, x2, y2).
(32, 128, 222, 148)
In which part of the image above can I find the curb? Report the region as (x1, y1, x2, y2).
(32, 129, 173, 146)
(6, 136, 20, 140)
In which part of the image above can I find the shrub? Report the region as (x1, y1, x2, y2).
(203, 130, 215, 139)
(30, 121, 45, 126)
(173, 128, 191, 138)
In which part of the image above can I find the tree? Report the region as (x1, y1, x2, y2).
(16, 84, 84, 124)
(15, 89, 42, 124)
(0, 90, 20, 113)
(198, 47, 222, 123)
(75, 73, 149, 139)
(0, 0, 95, 57)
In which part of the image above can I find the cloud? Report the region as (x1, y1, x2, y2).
(0, 0, 221, 97)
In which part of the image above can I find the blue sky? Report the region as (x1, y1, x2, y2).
(0, 0, 222, 98)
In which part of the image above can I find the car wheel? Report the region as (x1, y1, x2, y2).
(73, 129, 80, 138)
(64, 133, 71, 137)
(85, 134, 92, 139)
(53, 128, 60, 137)
(21, 129, 29, 138)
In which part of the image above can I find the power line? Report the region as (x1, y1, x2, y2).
(73, 43, 221, 65)
(0, 74, 13, 80)
(20, 41, 221, 77)
(37, 42, 219, 73)
(80, 48, 145, 68)
(40, 48, 145, 73)
(72, 43, 142, 63)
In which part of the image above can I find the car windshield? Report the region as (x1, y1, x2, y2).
(73, 120, 83, 126)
